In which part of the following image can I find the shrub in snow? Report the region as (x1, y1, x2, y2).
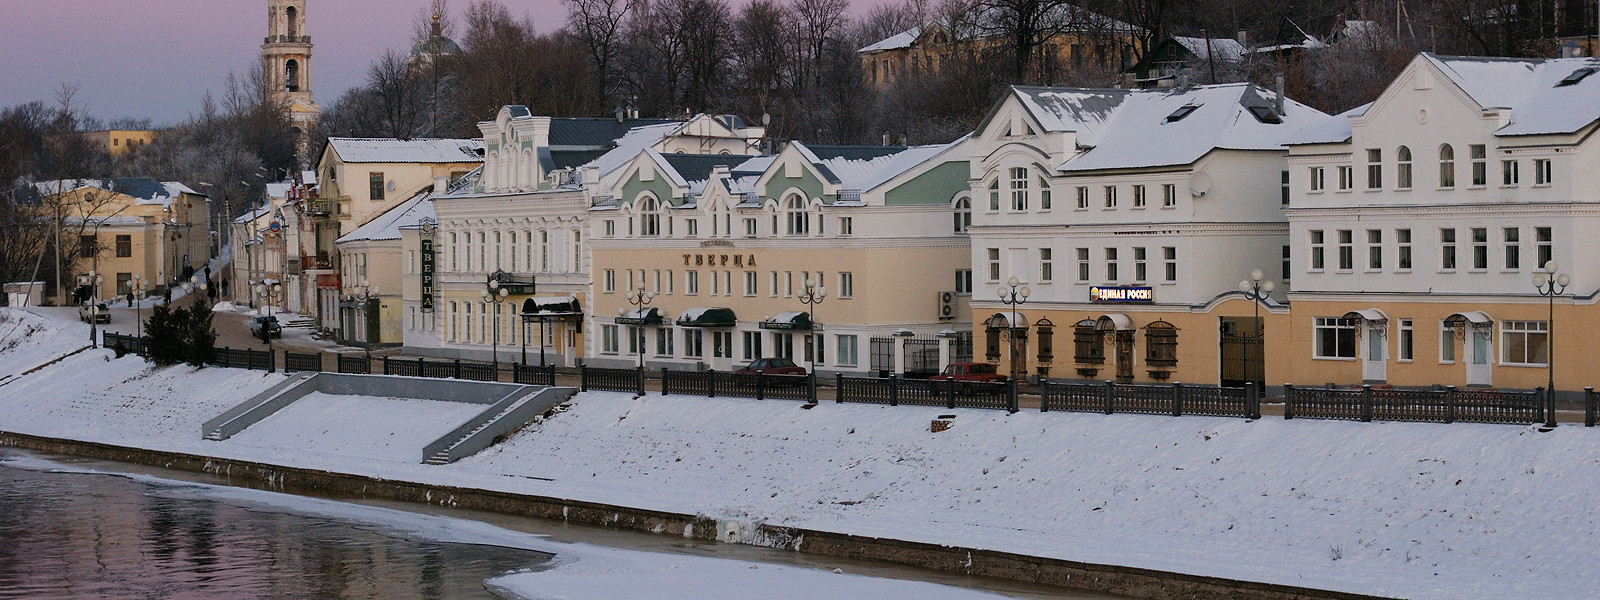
(183, 298, 217, 367)
(143, 304, 186, 366)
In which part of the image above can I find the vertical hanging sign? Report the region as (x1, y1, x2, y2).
(420, 238, 436, 312)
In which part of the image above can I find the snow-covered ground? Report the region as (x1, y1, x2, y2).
(225, 392, 484, 464)
(1, 308, 1597, 599)
(0, 309, 87, 379)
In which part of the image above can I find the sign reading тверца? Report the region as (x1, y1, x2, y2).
(1090, 286, 1154, 303)
(420, 239, 435, 312)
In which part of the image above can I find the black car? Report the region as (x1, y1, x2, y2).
(249, 315, 282, 340)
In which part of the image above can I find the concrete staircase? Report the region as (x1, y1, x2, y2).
(423, 386, 578, 465)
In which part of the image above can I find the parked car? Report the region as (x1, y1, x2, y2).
(249, 315, 282, 340)
(928, 362, 1008, 382)
(78, 302, 110, 324)
(735, 357, 807, 376)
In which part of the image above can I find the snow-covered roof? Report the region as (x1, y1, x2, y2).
(1006, 84, 1326, 172)
(582, 123, 684, 179)
(1424, 53, 1600, 136)
(1286, 103, 1370, 146)
(336, 191, 436, 244)
(31, 178, 197, 206)
(859, 26, 922, 52)
(1173, 36, 1245, 62)
(265, 182, 293, 199)
(233, 203, 272, 224)
(791, 137, 967, 193)
(858, 8, 1140, 54)
(328, 138, 484, 164)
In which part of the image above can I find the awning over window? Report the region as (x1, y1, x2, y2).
(985, 312, 1029, 329)
(1444, 310, 1493, 327)
(615, 306, 663, 325)
(522, 296, 582, 318)
(677, 307, 737, 328)
(1342, 308, 1389, 324)
(759, 311, 812, 330)
(1095, 313, 1134, 331)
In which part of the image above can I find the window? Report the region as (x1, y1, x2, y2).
(1039, 177, 1052, 210)
(1039, 249, 1053, 282)
(1501, 320, 1549, 366)
(1073, 321, 1105, 364)
(1314, 317, 1357, 359)
(1103, 186, 1117, 209)
(1504, 228, 1520, 270)
(656, 328, 674, 356)
(785, 195, 809, 235)
(1367, 229, 1382, 270)
(449, 233, 458, 271)
(1439, 321, 1457, 363)
(1397, 229, 1412, 270)
(1537, 227, 1553, 269)
(1366, 149, 1382, 189)
(1281, 245, 1292, 281)
(1439, 145, 1456, 188)
(1441, 228, 1457, 270)
(1337, 165, 1354, 191)
(955, 269, 972, 294)
(1502, 160, 1519, 186)
(1309, 166, 1325, 192)
(1470, 144, 1488, 186)
(713, 331, 733, 358)
(1009, 167, 1029, 211)
(987, 248, 1000, 281)
(1163, 247, 1177, 282)
(601, 324, 619, 354)
(1281, 170, 1291, 204)
(785, 271, 793, 297)
(1162, 184, 1177, 207)
(604, 220, 616, 237)
(115, 272, 131, 296)
(1132, 185, 1146, 208)
(1311, 229, 1328, 270)
(686, 219, 698, 237)
(838, 272, 854, 298)
(603, 269, 615, 293)
(1396, 146, 1413, 189)
(769, 272, 778, 297)
(1337, 230, 1353, 271)
(1535, 159, 1552, 185)
(370, 172, 385, 200)
(744, 271, 757, 296)
(686, 271, 699, 295)
(1105, 248, 1118, 281)
(988, 180, 1000, 211)
(572, 230, 582, 272)
(772, 333, 794, 359)
(1472, 227, 1488, 270)
(1076, 186, 1089, 209)
(836, 335, 859, 366)
(1076, 248, 1090, 282)
(744, 218, 757, 237)
(1398, 319, 1413, 362)
(115, 235, 131, 258)
(1133, 247, 1147, 282)
(639, 196, 662, 236)
(742, 331, 762, 360)
(1144, 321, 1178, 367)
(78, 235, 96, 258)
(952, 198, 970, 233)
(493, 231, 502, 269)
(684, 330, 703, 358)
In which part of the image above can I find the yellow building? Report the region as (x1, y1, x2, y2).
(858, 11, 1139, 88)
(79, 130, 157, 156)
(35, 178, 211, 303)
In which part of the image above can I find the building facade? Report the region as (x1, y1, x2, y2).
(36, 179, 211, 304)
(263, 0, 319, 151)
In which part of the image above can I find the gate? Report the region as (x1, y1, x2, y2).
(1114, 330, 1135, 382)
(951, 331, 973, 364)
(869, 337, 894, 375)
(1219, 317, 1263, 387)
(904, 338, 940, 377)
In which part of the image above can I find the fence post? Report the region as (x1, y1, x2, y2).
(1006, 377, 1018, 413)
(1283, 384, 1294, 420)
(1586, 387, 1595, 428)
(1172, 382, 1183, 417)
(579, 363, 589, 392)
(1103, 380, 1114, 415)
(1445, 385, 1457, 423)
(1038, 377, 1049, 412)
(660, 368, 670, 396)
(835, 373, 844, 403)
(1543, 387, 1556, 428)
(452, 359, 461, 379)
(756, 371, 765, 401)
(1360, 384, 1373, 422)
(808, 373, 817, 404)
(888, 375, 899, 407)
(382, 356, 391, 375)
(707, 369, 716, 398)
(946, 377, 957, 409)
(637, 367, 646, 397)
(1245, 381, 1258, 420)
(268, 349, 276, 374)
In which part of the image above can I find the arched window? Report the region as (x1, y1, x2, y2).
(572, 229, 582, 272)
(1396, 146, 1413, 189)
(540, 229, 551, 270)
(493, 231, 502, 270)
(987, 179, 1000, 211)
(285, 6, 298, 38)
(1438, 144, 1456, 188)
(285, 60, 300, 92)
(785, 195, 809, 236)
(508, 231, 517, 271)
(953, 197, 971, 233)
(638, 196, 661, 237)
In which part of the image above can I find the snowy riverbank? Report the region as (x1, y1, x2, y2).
(2, 308, 1597, 599)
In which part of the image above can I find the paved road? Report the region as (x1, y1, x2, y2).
(38, 302, 346, 354)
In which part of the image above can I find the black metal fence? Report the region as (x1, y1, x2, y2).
(835, 374, 1015, 411)
(659, 369, 816, 402)
(1284, 384, 1544, 425)
(514, 364, 556, 386)
(337, 354, 371, 374)
(283, 351, 322, 372)
(102, 332, 144, 356)
(208, 347, 274, 371)
(1040, 380, 1257, 419)
(580, 365, 644, 394)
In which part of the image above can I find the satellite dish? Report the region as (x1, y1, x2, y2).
(1188, 171, 1213, 197)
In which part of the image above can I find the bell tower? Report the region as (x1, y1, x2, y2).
(263, 0, 319, 161)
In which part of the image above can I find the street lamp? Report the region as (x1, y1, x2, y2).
(996, 276, 1030, 381)
(482, 276, 510, 375)
(86, 270, 104, 347)
(1238, 269, 1276, 388)
(1533, 261, 1569, 428)
(131, 274, 149, 346)
(621, 286, 655, 370)
(799, 276, 826, 374)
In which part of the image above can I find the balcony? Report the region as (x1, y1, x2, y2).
(263, 35, 311, 45)
(307, 198, 339, 216)
(301, 255, 332, 271)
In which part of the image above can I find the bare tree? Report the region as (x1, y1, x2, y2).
(565, 0, 642, 112)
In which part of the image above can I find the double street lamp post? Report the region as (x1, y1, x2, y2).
(996, 276, 1030, 382)
(1533, 261, 1569, 428)
(131, 274, 149, 344)
(483, 276, 510, 375)
(621, 287, 655, 370)
(799, 277, 826, 374)
(254, 280, 281, 357)
(86, 271, 104, 347)
(1238, 269, 1276, 388)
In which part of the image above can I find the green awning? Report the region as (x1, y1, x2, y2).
(676, 307, 737, 328)
(759, 311, 812, 331)
(616, 307, 663, 325)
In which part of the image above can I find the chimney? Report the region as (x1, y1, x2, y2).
(1274, 72, 1286, 115)
(1237, 29, 1248, 45)
(615, 106, 625, 123)
(433, 176, 448, 193)
(882, 132, 891, 146)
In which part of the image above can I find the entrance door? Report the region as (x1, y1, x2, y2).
(1114, 330, 1134, 381)
(1008, 329, 1029, 381)
(1219, 317, 1263, 387)
(1466, 326, 1493, 386)
(1362, 322, 1386, 382)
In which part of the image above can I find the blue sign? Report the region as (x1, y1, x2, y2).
(1090, 286, 1153, 303)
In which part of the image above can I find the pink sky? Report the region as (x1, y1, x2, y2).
(2, 0, 894, 127)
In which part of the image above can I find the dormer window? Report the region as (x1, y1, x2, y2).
(1164, 104, 1199, 123)
(1558, 67, 1597, 87)
(1247, 106, 1281, 124)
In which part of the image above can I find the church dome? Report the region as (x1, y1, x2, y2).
(411, 34, 462, 57)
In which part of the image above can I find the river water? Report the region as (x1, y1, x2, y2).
(0, 449, 1116, 599)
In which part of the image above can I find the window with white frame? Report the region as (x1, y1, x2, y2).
(1367, 229, 1382, 270)
(603, 269, 615, 293)
(1163, 247, 1177, 282)
(1075, 248, 1089, 282)
(1536, 227, 1552, 268)
(601, 324, 619, 353)
(1397, 229, 1412, 270)
(1132, 185, 1146, 208)
(1314, 317, 1357, 359)
(1501, 320, 1548, 366)
(1535, 158, 1552, 185)
(1039, 248, 1053, 282)
(540, 230, 551, 271)
(744, 218, 757, 237)
(686, 271, 700, 295)
(743, 331, 761, 359)
(1470, 144, 1487, 186)
(839, 216, 853, 236)
(1162, 184, 1177, 207)
(1472, 227, 1488, 270)
(713, 331, 733, 358)
(639, 196, 662, 236)
(1398, 318, 1413, 362)
(956, 269, 972, 294)
(1504, 227, 1520, 270)
(1439, 321, 1456, 363)
(987, 248, 1000, 281)
(1039, 177, 1052, 210)
(1133, 247, 1147, 282)
(1010, 167, 1029, 211)
(1309, 166, 1325, 192)
(988, 179, 1000, 211)
(836, 334, 859, 366)
(769, 271, 778, 297)
(655, 328, 674, 356)
(1396, 146, 1413, 189)
(953, 198, 970, 233)
(1441, 228, 1457, 270)
(684, 329, 703, 358)
(1103, 185, 1117, 209)
(1438, 145, 1455, 188)
(686, 219, 698, 237)
(838, 272, 854, 298)
(785, 195, 809, 235)
(1337, 165, 1354, 191)
(604, 220, 616, 237)
(1105, 248, 1119, 281)
(1366, 148, 1382, 189)
(1502, 159, 1519, 186)
(744, 271, 757, 296)
(1076, 186, 1089, 210)
(1337, 230, 1353, 271)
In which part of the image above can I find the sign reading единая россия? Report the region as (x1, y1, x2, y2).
(1090, 286, 1153, 303)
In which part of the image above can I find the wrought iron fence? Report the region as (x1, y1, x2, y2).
(458, 362, 498, 382)
(1040, 380, 1256, 419)
(834, 375, 1015, 411)
(102, 332, 144, 356)
(1283, 384, 1544, 425)
(283, 351, 322, 373)
(869, 337, 894, 374)
(580, 365, 644, 394)
(337, 354, 371, 374)
(514, 364, 556, 386)
(209, 347, 273, 371)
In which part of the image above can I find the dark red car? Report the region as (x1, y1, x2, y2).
(928, 362, 1008, 382)
(735, 357, 807, 376)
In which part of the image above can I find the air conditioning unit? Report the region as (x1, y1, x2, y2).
(937, 291, 956, 321)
